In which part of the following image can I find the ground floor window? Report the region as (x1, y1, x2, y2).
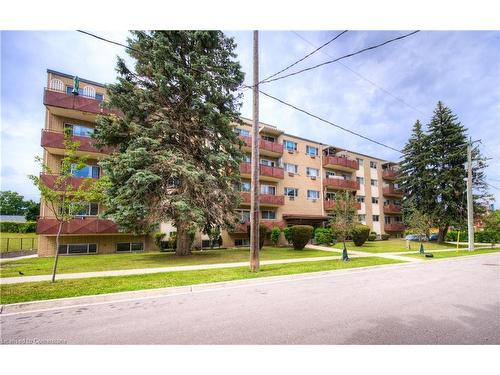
(116, 242, 144, 252)
(58, 243, 97, 255)
(234, 238, 250, 247)
(261, 210, 276, 220)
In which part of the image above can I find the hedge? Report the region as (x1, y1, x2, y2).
(352, 224, 370, 246)
(445, 230, 499, 244)
(290, 225, 314, 250)
(0, 221, 36, 233)
(314, 228, 335, 245)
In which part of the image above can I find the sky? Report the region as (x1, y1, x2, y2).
(1, 30, 499, 204)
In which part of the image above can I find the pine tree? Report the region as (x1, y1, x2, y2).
(93, 31, 245, 256)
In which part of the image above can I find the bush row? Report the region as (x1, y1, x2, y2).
(445, 230, 499, 244)
(0, 221, 37, 233)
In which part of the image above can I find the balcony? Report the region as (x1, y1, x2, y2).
(240, 162, 284, 182)
(382, 168, 398, 180)
(323, 178, 360, 191)
(324, 200, 361, 211)
(240, 192, 285, 206)
(383, 204, 402, 214)
(36, 217, 119, 235)
(384, 223, 405, 232)
(239, 135, 284, 157)
(383, 185, 403, 198)
(40, 174, 97, 191)
(323, 155, 359, 172)
(43, 88, 120, 122)
(229, 220, 286, 234)
(41, 129, 111, 157)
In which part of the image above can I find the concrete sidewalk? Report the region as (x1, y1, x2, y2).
(0, 255, 345, 285)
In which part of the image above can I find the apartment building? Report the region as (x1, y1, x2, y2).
(37, 70, 403, 256)
(37, 70, 155, 256)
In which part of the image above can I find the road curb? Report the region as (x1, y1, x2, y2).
(1, 252, 498, 316)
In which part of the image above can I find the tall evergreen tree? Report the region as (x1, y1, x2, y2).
(93, 31, 245, 256)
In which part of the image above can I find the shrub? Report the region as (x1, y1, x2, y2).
(351, 224, 370, 246)
(314, 228, 334, 244)
(154, 232, 166, 249)
(368, 234, 377, 241)
(271, 226, 281, 246)
(259, 224, 269, 249)
(168, 231, 177, 249)
(0, 221, 36, 233)
(381, 234, 390, 240)
(290, 225, 314, 250)
(445, 230, 499, 244)
(283, 226, 292, 244)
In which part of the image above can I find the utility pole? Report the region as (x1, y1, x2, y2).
(250, 30, 260, 272)
(466, 139, 474, 251)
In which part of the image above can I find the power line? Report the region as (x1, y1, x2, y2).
(291, 31, 427, 117)
(259, 89, 402, 153)
(260, 31, 420, 85)
(486, 182, 500, 191)
(260, 30, 348, 83)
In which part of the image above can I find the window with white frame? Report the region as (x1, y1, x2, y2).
(357, 195, 365, 203)
(58, 243, 97, 255)
(370, 161, 377, 169)
(306, 167, 319, 177)
(357, 158, 364, 166)
(243, 154, 251, 163)
(284, 163, 298, 174)
(236, 209, 250, 223)
(260, 184, 276, 195)
(71, 164, 100, 178)
(373, 215, 379, 222)
(284, 187, 298, 197)
(307, 190, 320, 200)
(234, 128, 250, 137)
(372, 197, 379, 204)
(74, 202, 99, 216)
(283, 140, 297, 151)
(385, 216, 391, 224)
(357, 177, 364, 184)
(64, 123, 94, 137)
(260, 159, 275, 167)
(49, 78, 64, 92)
(358, 214, 366, 222)
(325, 192, 337, 200)
(82, 86, 96, 98)
(240, 181, 251, 192)
(261, 135, 275, 142)
(306, 145, 318, 156)
(116, 242, 144, 252)
(371, 179, 378, 186)
(261, 210, 276, 220)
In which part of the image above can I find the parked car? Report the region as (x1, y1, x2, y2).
(428, 233, 438, 241)
(405, 234, 427, 241)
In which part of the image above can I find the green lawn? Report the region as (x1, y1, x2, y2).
(402, 248, 500, 260)
(0, 256, 403, 304)
(0, 247, 334, 278)
(0, 232, 37, 253)
(331, 239, 468, 253)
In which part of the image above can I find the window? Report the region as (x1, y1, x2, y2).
(65, 123, 94, 137)
(82, 86, 96, 98)
(307, 190, 320, 200)
(261, 135, 275, 142)
(325, 192, 337, 200)
(243, 155, 251, 163)
(260, 159, 275, 167)
(356, 177, 364, 184)
(373, 215, 380, 222)
(372, 197, 379, 204)
(240, 181, 251, 192)
(95, 93, 104, 102)
(284, 187, 298, 197)
(71, 164, 100, 178)
(385, 216, 391, 224)
(357, 195, 365, 203)
(306, 145, 318, 156)
(284, 163, 298, 174)
(74, 202, 99, 216)
(261, 210, 276, 220)
(358, 214, 366, 222)
(370, 161, 377, 169)
(58, 243, 97, 255)
(261, 184, 276, 195)
(49, 78, 64, 92)
(66, 86, 84, 96)
(326, 171, 336, 178)
(116, 242, 144, 252)
(306, 167, 319, 177)
(357, 158, 364, 166)
(234, 128, 250, 137)
(394, 216, 403, 222)
(236, 209, 250, 223)
(235, 238, 250, 247)
(283, 140, 297, 151)
(371, 179, 378, 187)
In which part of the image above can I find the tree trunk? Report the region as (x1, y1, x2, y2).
(175, 220, 192, 256)
(51, 221, 63, 282)
(437, 226, 448, 243)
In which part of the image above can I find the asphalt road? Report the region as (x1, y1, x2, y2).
(1, 254, 499, 344)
